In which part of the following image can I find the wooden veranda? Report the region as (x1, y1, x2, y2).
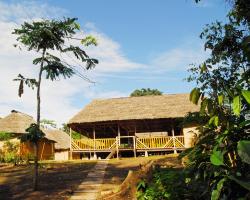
(71, 135, 185, 154)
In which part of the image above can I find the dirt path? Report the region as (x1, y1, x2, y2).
(70, 160, 108, 200)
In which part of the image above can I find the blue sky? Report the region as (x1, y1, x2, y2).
(0, 0, 229, 124)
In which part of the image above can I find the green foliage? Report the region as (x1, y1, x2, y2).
(137, 168, 200, 200)
(0, 140, 20, 164)
(237, 140, 250, 164)
(12, 17, 98, 191)
(41, 119, 57, 129)
(181, 0, 250, 199)
(190, 88, 201, 105)
(211, 178, 226, 200)
(20, 123, 45, 143)
(130, 88, 163, 97)
(81, 35, 98, 46)
(233, 95, 241, 116)
(0, 132, 14, 141)
(13, 17, 98, 97)
(210, 149, 225, 166)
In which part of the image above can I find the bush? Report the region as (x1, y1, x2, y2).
(0, 140, 20, 164)
(137, 168, 197, 200)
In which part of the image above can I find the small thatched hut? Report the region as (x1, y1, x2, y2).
(68, 93, 200, 159)
(0, 110, 55, 160)
(45, 130, 70, 160)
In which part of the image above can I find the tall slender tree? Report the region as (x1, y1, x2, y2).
(13, 18, 98, 190)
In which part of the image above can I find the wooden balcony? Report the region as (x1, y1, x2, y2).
(71, 136, 185, 153)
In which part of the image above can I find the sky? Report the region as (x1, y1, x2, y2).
(0, 0, 229, 126)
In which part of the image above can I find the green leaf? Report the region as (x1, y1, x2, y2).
(242, 90, 250, 104)
(233, 96, 241, 116)
(211, 178, 226, 200)
(81, 35, 98, 46)
(239, 120, 250, 128)
(190, 88, 201, 105)
(237, 140, 250, 164)
(214, 116, 219, 126)
(74, 22, 80, 30)
(210, 150, 224, 166)
(209, 116, 219, 126)
(200, 98, 208, 115)
(228, 176, 250, 191)
(218, 94, 224, 106)
(200, 63, 207, 73)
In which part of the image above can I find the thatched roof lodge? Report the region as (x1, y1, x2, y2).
(0, 110, 55, 160)
(0, 110, 35, 135)
(68, 93, 199, 137)
(67, 93, 200, 158)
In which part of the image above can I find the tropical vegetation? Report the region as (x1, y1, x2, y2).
(137, 0, 250, 199)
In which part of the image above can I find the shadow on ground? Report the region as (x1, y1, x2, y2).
(0, 161, 96, 200)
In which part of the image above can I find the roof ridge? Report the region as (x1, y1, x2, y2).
(92, 93, 189, 101)
(11, 110, 34, 119)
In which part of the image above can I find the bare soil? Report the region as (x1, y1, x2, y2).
(0, 161, 96, 200)
(0, 155, 182, 200)
(100, 154, 182, 200)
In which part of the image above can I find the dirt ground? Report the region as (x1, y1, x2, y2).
(0, 155, 182, 200)
(100, 154, 182, 199)
(0, 161, 96, 200)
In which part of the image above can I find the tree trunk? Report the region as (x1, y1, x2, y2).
(33, 49, 45, 191)
(33, 142, 39, 190)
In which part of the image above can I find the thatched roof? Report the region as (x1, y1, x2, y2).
(0, 110, 56, 142)
(44, 130, 70, 150)
(0, 110, 35, 134)
(68, 93, 199, 126)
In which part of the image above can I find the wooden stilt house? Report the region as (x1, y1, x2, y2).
(68, 93, 200, 159)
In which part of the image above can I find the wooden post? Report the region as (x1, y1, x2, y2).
(116, 136, 119, 160)
(171, 123, 177, 154)
(93, 126, 97, 159)
(133, 136, 136, 157)
(118, 124, 120, 145)
(117, 124, 120, 159)
(70, 128, 73, 160)
(134, 125, 137, 157)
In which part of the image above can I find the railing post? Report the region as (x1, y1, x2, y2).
(171, 124, 177, 154)
(70, 128, 73, 160)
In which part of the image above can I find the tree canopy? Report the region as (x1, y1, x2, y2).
(130, 88, 163, 97)
(138, 1, 250, 199)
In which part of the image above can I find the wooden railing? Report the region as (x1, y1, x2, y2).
(72, 136, 185, 151)
(72, 138, 116, 150)
(136, 136, 185, 149)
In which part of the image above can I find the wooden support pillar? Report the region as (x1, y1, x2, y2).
(134, 124, 137, 157)
(116, 136, 119, 160)
(118, 124, 120, 145)
(93, 127, 97, 160)
(171, 122, 177, 154)
(133, 136, 136, 157)
(70, 128, 73, 160)
(116, 124, 121, 159)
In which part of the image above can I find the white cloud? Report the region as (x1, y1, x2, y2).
(0, 1, 143, 126)
(151, 45, 208, 73)
(0, 1, 68, 22)
(83, 30, 145, 73)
